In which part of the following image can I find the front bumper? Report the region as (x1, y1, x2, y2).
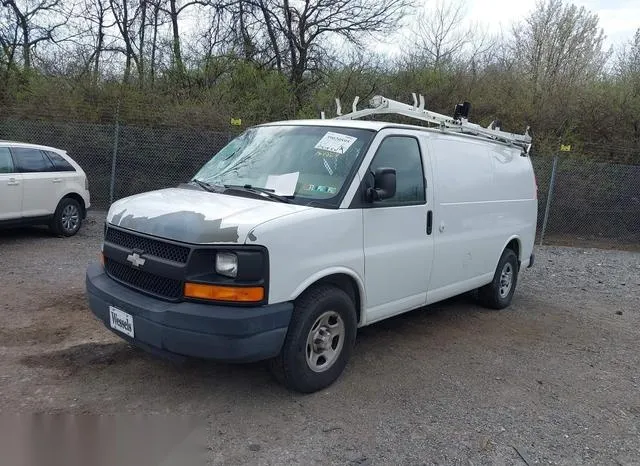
(85, 263, 293, 363)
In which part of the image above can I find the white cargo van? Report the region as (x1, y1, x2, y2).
(86, 96, 537, 393)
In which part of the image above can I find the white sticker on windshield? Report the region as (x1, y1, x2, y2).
(265, 172, 299, 196)
(314, 132, 357, 155)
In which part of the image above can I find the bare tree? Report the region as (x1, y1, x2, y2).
(156, 0, 222, 78)
(255, 0, 281, 71)
(616, 28, 640, 77)
(615, 29, 640, 147)
(146, 0, 169, 83)
(79, 0, 117, 81)
(236, 0, 256, 60)
(246, 0, 411, 101)
(137, 0, 147, 81)
(511, 0, 610, 102)
(411, 0, 471, 70)
(0, 5, 20, 73)
(109, 0, 143, 83)
(328, 48, 389, 104)
(221, 0, 284, 70)
(134, 0, 178, 85)
(1, 0, 70, 69)
(196, 5, 228, 58)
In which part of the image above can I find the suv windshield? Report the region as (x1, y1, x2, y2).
(192, 125, 374, 205)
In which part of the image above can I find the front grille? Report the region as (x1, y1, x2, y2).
(105, 258, 183, 300)
(105, 227, 190, 263)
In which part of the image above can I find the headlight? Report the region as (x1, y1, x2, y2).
(215, 252, 238, 278)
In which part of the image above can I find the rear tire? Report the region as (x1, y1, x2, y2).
(478, 248, 519, 309)
(50, 198, 82, 237)
(269, 285, 357, 393)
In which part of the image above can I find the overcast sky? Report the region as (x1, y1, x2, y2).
(468, 0, 638, 45)
(372, 0, 638, 55)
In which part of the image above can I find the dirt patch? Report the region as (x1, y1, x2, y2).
(541, 233, 640, 252)
(37, 292, 89, 313)
(20, 342, 139, 376)
(0, 326, 72, 347)
(0, 291, 107, 350)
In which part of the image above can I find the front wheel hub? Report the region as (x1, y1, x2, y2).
(306, 311, 345, 373)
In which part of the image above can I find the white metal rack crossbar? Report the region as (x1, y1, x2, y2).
(330, 94, 532, 153)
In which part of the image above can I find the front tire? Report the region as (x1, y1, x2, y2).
(478, 248, 519, 309)
(50, 198, 82, 237)
(269, 285, 357, 393)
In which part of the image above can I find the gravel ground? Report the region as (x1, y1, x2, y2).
(0, 211, 639, 465)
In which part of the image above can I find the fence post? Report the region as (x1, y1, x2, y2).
(539, 155, 559, 245)
(109, 106, 120, 205)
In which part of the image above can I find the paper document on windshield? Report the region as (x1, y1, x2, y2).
(314, 132, 357, 155)
(265, 172, 299, 196)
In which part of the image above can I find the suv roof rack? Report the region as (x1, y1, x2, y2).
(329, 94, 532, 153)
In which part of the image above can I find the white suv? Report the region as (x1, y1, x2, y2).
(0, 141, 91, 236)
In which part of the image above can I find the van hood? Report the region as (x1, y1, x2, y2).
(106, 186, 311, 244)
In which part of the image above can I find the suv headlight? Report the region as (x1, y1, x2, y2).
(215, 252, 238, 278)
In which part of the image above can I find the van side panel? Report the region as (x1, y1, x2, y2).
(426, 135, 536, 304)
(488, 144, 537, 267)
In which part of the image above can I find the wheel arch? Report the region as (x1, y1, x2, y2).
(290, 268, 365, 325)
(501, 235, 522, 266)
(59, 192, 86, 217)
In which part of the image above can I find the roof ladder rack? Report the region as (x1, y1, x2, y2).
(333, 94, 532, 152)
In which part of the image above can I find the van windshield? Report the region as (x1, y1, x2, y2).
(192, 125, 373, 205)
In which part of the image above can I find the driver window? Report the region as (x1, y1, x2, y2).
(368, 136, 426, 205)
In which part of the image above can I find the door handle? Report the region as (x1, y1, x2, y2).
(52, 178, 62, 183)
(427, 210, 433, 235)
(7, 178, 19, 186)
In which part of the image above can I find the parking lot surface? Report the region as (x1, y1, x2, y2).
(1, 212, 639, 465)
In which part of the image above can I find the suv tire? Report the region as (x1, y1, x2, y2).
(50, 197, 82, 237)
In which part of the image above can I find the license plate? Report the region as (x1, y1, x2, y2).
(109, 306, 134, 338)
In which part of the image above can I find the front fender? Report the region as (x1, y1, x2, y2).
(289, 266, 367, 325)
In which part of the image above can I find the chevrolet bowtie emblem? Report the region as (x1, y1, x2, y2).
(126, 252, 146, 268)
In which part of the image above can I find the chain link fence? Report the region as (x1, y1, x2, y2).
(1, 117, 638, 249)
(0, 118, 233, 209)
(532, 156, 640, 248)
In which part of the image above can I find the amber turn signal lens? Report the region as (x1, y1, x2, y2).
(184, 283, 264, 302)
(100, 252, 105, 266)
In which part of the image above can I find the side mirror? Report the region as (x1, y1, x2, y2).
(367, 167, 396, 202)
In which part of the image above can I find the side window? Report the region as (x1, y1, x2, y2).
(0, 147, 14, 173)
(12, 148, 54, 173)
(368, 136, 425, 205)
(45, 151, 76, 172)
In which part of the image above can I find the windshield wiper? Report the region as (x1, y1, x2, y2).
(191, 179, 224, 193)
(223, 184, 294, 203)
